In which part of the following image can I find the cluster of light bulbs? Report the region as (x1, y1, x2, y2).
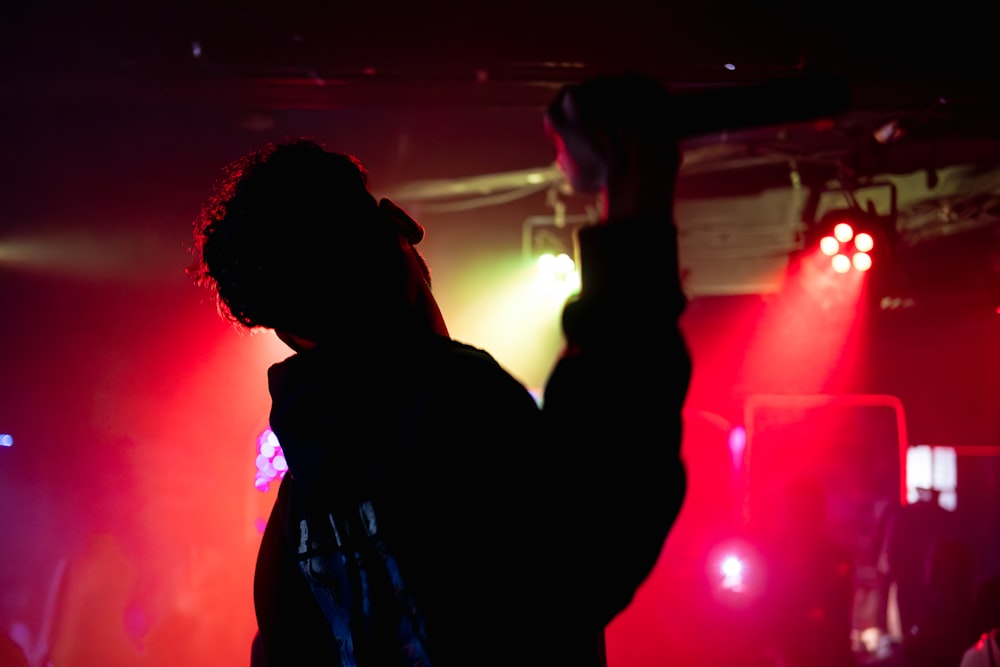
(254, 427, 288, 492)
(536, 252, 581, 295)
(819, 222, 875, 273)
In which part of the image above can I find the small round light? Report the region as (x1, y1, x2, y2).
(721, 556, 743, 578)
(831, 254, 851, 273)
(833, 223, 854, 243)
(537, 253, 556, 273)
(819, 236, 840, 256)
(853, 252, 872, 272)
(854, 232, 874, 253)
(553, 253, 575, 273)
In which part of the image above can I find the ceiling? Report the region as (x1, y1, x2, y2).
(4, 0, 1000, 301)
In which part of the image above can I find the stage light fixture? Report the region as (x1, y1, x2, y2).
(797, 181, 899, 288)
(523, 214, 590, 295)
(812, 208, 887, 274)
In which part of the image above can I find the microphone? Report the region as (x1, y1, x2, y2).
(671, 72, 853, 138)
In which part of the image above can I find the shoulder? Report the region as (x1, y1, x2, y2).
(431, 337, 532, 392)
(434, 336, 498, 364)
(419, 337, 540, 415)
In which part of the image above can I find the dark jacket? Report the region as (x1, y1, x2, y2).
(253, 212, 690, 667)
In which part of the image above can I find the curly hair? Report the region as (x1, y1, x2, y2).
(189, 139, 417, 341)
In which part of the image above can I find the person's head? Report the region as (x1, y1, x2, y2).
(543, 71, 680, 194)
(915, 487, 941, 504)
(189, 139, 442, 345)
(971, 573, 1000, 635)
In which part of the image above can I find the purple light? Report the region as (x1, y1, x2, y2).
(728, 426, 746, 469)
(254, 427, 287, 492)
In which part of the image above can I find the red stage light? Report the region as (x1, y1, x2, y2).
(813, 212, 879, 274)
(854, 232, 874, 253)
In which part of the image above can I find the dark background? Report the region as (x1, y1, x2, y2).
(1, 2, 998, 665)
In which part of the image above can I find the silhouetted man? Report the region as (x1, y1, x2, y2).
(190, 72, 690, 667)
